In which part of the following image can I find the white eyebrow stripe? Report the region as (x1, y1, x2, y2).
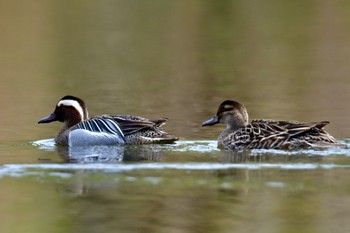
(57, 99, 85, 121)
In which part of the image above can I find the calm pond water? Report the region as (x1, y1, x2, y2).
(1, 1, 350, 233)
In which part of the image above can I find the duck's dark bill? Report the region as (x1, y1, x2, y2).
(38, 113, 58, 124)
(202, 116, 219, 126)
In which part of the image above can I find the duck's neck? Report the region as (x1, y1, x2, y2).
(55, 123, 71, 145)
(219, 117, 248, 141)
(219, 127, 237, 141)
(227, 115, 248, 131)
(66, 113, 84, 128)
(55, 119, 80, 145)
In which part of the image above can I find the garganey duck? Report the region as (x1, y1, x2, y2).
(38, 95, 178, 146)
(202, 100, 343, 149)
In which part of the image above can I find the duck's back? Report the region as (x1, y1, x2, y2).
(104, 115, 178, 144)
(220, 119, 340, 150)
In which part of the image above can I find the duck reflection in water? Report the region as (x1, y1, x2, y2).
(56, 144, 165, 163)
(57, 145, 125, 163)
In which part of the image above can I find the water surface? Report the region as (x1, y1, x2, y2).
(1, 1, 350, 233)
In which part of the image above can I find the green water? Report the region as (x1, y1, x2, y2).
(1, 1, 350, 233)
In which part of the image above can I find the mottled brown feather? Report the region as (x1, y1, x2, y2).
(203, 100, 344, 150)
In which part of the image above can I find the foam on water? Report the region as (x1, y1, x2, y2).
(251, 147, 350, 156)
(32, 138, 350, 156)
(32, 139, 220, 153)
(32, 138, 56, 151)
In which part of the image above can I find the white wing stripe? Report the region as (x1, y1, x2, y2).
(98, 119, 124, 137)
(75, 118, 125, 139)
(92, 119, 102, 132)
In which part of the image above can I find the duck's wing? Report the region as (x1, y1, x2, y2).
(102, 115, 168, 135)
(265, 120, 327, 134)
(76, 118, 125, 137)
(223, 120, 291, 149)
(278, 120, 339, 145)
(69, 118, 126, 146)
(225, 120, 338, 149)
(251, 119, 331, 135)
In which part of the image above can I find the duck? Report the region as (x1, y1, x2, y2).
(38, 95, 178, 146)
(202, 100, 344, 150)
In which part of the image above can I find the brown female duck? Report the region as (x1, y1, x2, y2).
(202, 100, 343, 150)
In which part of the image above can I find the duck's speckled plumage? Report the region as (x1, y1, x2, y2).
(99, 115, 178, 144)
(202, 100, 343, 150)
(38, 95, 178, 146)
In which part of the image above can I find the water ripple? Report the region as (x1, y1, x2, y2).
(33, 139, 219, 153)
(32, 139, 350, 156)
(0, 162, 350, 178)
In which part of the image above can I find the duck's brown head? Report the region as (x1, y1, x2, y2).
(202, 100, 249, 130)
(38, 95, 88, 128)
